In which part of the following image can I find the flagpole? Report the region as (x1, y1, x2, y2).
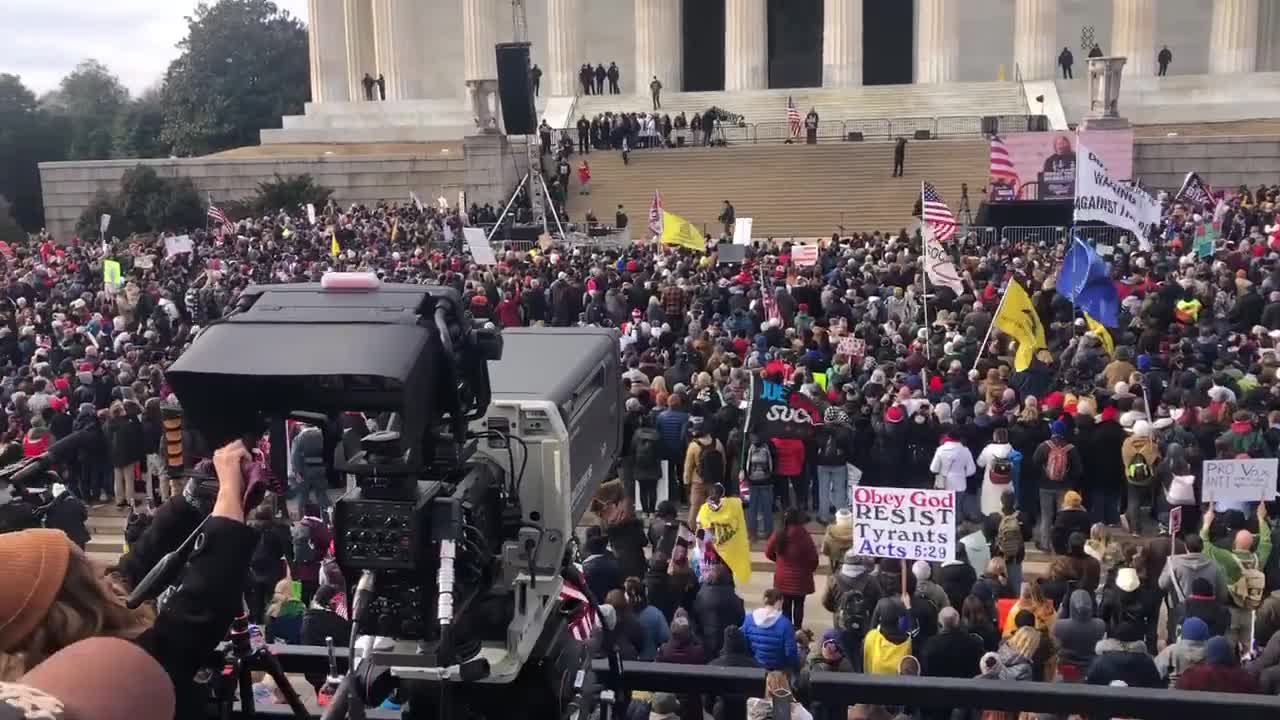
(919, 183, 930, 388)
(971, 280, 1013, 374)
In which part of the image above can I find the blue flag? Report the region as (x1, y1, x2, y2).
(1057, 236, 1119, 327)
(1057, 236, 1109, 302)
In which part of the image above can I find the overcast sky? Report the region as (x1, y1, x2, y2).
(3, 0, 309, 96)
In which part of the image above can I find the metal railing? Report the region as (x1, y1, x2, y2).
(1001, 225, 1069, 246)
(252, 647, 1280, 720)
(555, 113, 1050, 147)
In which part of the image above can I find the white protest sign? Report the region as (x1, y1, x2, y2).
(1202, 458, 1278, 503)
(99, 214, 111, 235)
(134, 254, 154, 270)
(846, 464, 862, 507)
(463, 227, 497, 266)
(306, 203, 317, 225)
(837, 336, 864, 359)
(164, 234, 193, 256)
(851, 486, 956, 562)
(1074, 138, 1161, 241)
(791, 244, 819, 267)
(733, 217, 753, 246)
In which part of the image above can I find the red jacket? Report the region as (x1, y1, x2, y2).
(765, 523, 819, 596)
(770, 437, 805, 476)
(1176, 664, 1260, 694)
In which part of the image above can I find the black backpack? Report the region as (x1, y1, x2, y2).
(836, 578, 874, 635)
(698, 442, 725, 486)
(819, 429, 842, 462)
(632, 427, 660, 469)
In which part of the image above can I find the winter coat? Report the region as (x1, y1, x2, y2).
(741, 606, 798, 670)
(930, 440, 976, 492)
(1154, 638, 1206, 687)
(922, 629, 984, 678)
(1120, 435, 1160, 483)
(1051, 508, 1092, 555)
(104, 414, 145, 467)
(1052, 589, 1105, 669)
(709, 626, 759, 720)
(766, 524, 819, 596)
(995, 643, 1034, 681)
(1176, 663, 1261, 693)
(584, 551, 623, 602)
(654, 409, 690, 459)
(607, 517, 650, 582)
(693, 572, 745, 657)
(1085, 639, 1163, 688)
(771, 436, 806, 477)
(938, 561, 978, 610)
(820, 522, 852, 573)
(114, 495, 260, 719)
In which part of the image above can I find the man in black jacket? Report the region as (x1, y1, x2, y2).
(922, 607, 984, 680)
(693, 562, 744, 657)
(1059, 47, 1074, 78)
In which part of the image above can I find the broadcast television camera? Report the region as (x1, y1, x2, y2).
(166, 273, 622, 720)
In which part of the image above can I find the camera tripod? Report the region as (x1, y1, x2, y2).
(201, 613, 311, 720)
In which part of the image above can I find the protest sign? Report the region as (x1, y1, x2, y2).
(716, 244, 747, 264)
(103, 259, 122, 289)
(1202, 458, 1278, 503)
(164, 234, 193, 257)
(463, 227, 497, 265)
(791, 244, 818, 267)
(134, 254, 154, 270)
(306, 204, 317, 225)
(1074, 139, 1161, 241)
(746, 375, 820, 440)
(733, 217, 753, 246)
(99, 214, 111, 235)
(1195, 223, 1219, 258)
(850, 486, 956, 562)
(837, 336, 864, 359)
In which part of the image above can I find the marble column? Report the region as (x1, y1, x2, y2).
(822, 0, 863, 88)
(463, 0, 500, 81)
(1260, 0, 1280, 71)
(725, 0, 768, 90)
(916, 0, 959, 83)
(547, 0, 583, 96)
(344, 0, 376, 101)
(1012, 0, 1057, 81)
(371, 0, 430, 99)
(1209, 0, 1260, 74)
(1110, 0, 1156, 77)
(307, 0, 351, 102)
(635, 0, 684, 94)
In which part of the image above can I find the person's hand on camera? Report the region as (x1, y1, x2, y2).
(211, 440, 250, 523)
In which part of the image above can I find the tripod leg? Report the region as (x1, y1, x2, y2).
(237, 662, 255, 719)
(255, 648, 313, 720)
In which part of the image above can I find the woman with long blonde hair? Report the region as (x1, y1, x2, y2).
(0, 441, 258, 716)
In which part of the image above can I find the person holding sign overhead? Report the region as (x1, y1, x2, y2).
(1199, 503, 1271, 653)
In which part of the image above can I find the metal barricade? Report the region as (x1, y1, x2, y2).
(956, 226, 1000, 250)
(844, 118, 892, 141)
(889, 116, 936, 139)
(1001, 225, 1068, 246)
(1071, 224, 1133, 252)
(935, 115, 984, 137)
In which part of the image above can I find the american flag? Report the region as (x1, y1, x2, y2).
(921, 182, 957, 242)
(207, 202, 231, 227)
(786, 96, 801, 139)
(989, 135, 1019, 188)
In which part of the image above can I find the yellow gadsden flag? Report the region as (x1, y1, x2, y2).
(330, 229, 341, 258)
(994, 279, 1046, 371)
(1084, 311, 1114, 357)
(660, 210, 705, 253)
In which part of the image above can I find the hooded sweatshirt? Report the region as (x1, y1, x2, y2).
(1051, 589, 1106, 668)
(1154, 619, 1208, 687)
(1159, 552, 1228, 604)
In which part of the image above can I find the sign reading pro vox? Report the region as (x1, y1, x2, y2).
(851, 486, 956, 562)
(1202, 458, 1278, 503)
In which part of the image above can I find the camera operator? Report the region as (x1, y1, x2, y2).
(0, 439, 258, 718)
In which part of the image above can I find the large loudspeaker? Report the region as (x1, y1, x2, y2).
(496, 42, 537, 135)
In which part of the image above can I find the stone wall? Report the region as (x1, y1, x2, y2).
(1133, 135, 1280, 191)
(36, 148, 516, 241)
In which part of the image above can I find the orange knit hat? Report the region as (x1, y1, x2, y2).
(0, 529, 72, 653)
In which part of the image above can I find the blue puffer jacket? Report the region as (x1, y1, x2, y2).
(741, 606, 798, 670)
(654, 409, 690, 459)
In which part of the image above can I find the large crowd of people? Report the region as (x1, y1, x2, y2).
(1, 177, 1280, 717)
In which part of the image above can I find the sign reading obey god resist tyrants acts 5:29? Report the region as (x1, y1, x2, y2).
(850, 487, 956, 562)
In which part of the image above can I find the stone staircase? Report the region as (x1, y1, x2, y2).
(570, 83, 1029, 131)
(563, 139, 988, 237)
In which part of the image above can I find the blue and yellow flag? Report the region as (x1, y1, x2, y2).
(660, 211, 705, 253)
